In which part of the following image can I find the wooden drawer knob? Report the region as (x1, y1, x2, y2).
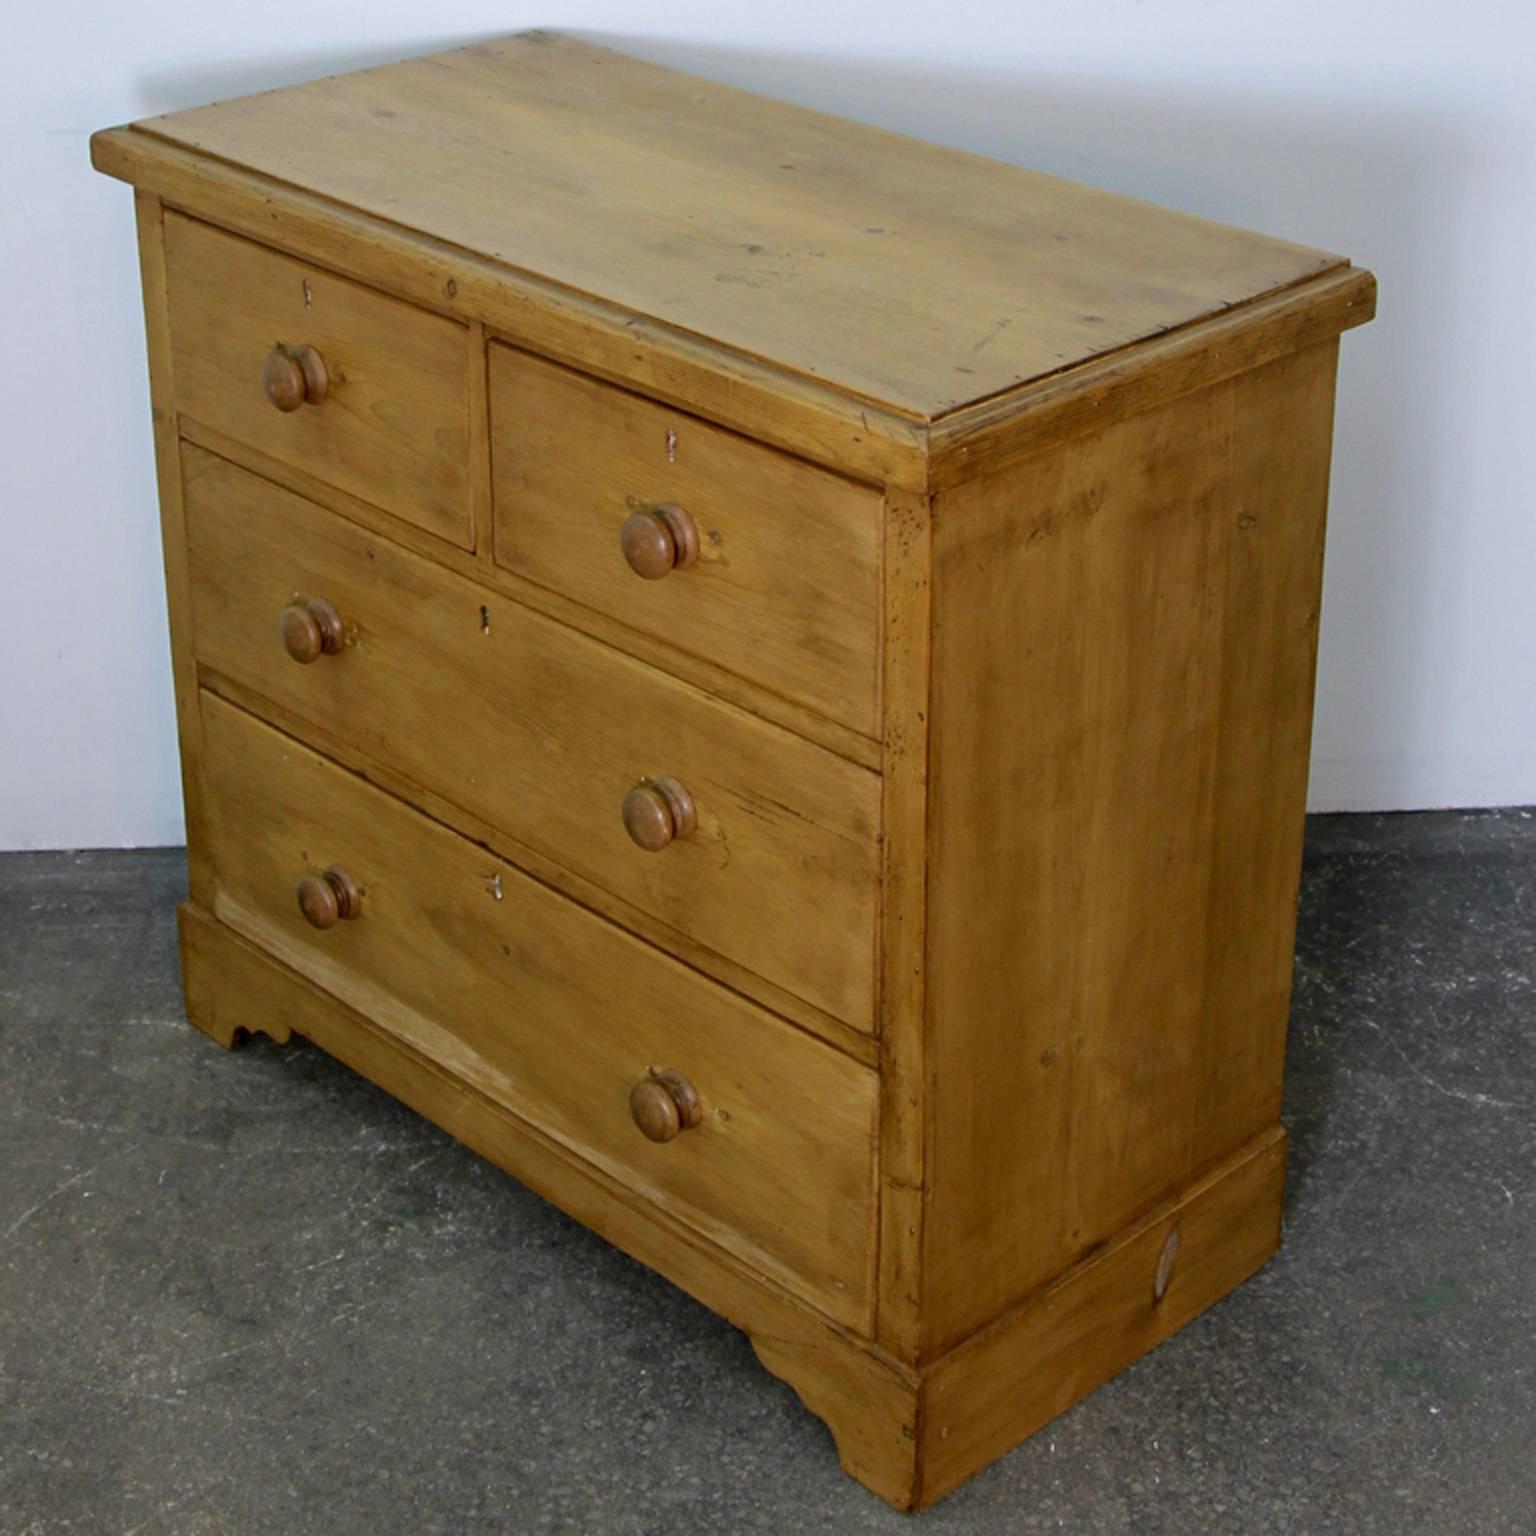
(629, 1069, 702, 1143)
(620, 503, 699, 580)
(297, 866, 362, 930)
(621, 777, 696, 851)
(280, 598, 345, 665)
(262, 344, 329, 412)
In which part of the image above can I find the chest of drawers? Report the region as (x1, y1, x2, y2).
(93, 33, 1374, 1510)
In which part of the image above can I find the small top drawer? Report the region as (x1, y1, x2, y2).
(489, 347, 882, 736)
(164, 213, 471, 546)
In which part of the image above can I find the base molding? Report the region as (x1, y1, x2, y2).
(755, 1128, 1284, 1511)
(748, 1329, 921, 1508)
(177, 904, 1284, 1513)
(917, 1127, 1285, 1507)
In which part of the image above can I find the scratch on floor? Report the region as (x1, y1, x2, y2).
(1361, 1017, 1527, 1111)
(0, 1163, 99, 1244)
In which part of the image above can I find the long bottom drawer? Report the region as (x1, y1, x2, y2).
(197, 691, 877, 1330)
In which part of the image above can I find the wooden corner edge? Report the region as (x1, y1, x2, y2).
(749, 1328, 923, 1512)
(927, 263, 1378, 491)
(912, 1127, 1287, 1509)
(89, 124, 141, 182)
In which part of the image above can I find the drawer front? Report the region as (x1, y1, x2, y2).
(183, 445, 880, 1028)
(489, 346, 881, 735)
(198, 693, 877, 1328)
(164, 213, 470, 546)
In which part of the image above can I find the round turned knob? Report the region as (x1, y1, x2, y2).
(629, 1069, 702, 1143)
(296, 866, 362, 930)
(621, 777, 697, 852)
(261, 344, 329, 412)
(619, 503, 699, 580)
(280, 598, 345, 665)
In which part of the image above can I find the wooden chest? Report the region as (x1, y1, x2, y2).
(93, 34, 1374, 1510)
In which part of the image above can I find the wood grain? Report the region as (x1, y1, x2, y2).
(875, 487, 933, 1364)
(164, 212, 471, 545)
(91, 119, 1374, 493)
(198, 692, 879, 1329)
(921, 344, 1340, 1352)
(127, 33, 1342, 418)
(1190, 343, 1340, 1166)
(182, 444, 880, 1029)
(466, 318, 493, 558)
(491, 345, 882, 735)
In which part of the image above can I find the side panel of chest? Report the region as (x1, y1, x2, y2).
(922, 341, 1339, 1352)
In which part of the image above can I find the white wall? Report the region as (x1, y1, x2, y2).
(4, 2, 1533, 848)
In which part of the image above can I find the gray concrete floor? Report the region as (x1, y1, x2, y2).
(2, 811, 1533, 1534)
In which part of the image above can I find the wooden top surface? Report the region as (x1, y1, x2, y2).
(125, 33, 1345, 421)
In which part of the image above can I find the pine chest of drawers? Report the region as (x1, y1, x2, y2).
(93, 34, 1374, 1510)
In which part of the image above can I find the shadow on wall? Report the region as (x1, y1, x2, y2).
(132, 39, 496, 115)
(138, 32, 1469, 811)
